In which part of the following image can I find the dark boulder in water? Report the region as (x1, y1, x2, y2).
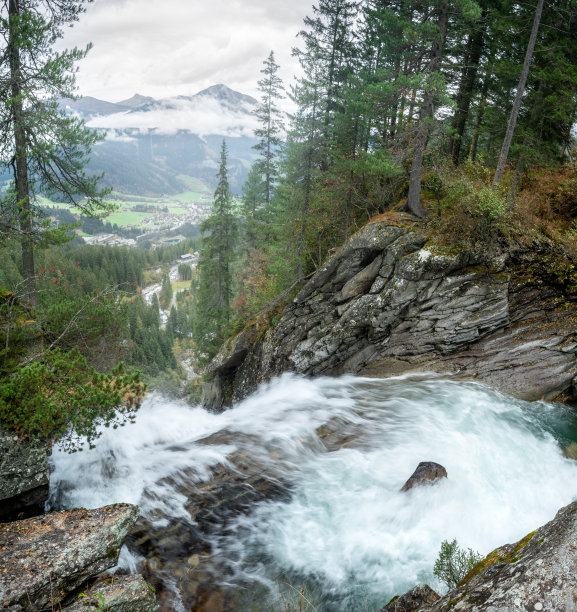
(401, 461, 447, 491)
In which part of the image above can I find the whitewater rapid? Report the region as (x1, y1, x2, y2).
(49, 373, 577, 610)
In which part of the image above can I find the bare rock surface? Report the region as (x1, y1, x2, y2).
(0, 429, 49, 519)
(423, 500, 577, 611)
(207, 219, 577, 408)
(0, 504, 138, 611)
(379, 584, 440, 611)
(64, 574, 159, 611)
(401, 462, 448, 492)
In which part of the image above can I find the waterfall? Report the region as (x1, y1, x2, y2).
(49, 373, 577, 610)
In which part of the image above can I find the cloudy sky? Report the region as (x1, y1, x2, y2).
(58, 0, 313, 104)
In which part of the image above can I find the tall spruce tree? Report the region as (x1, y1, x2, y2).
(193, 140, 237, 359)
(0, 0, 112, 305)
(253, 51, 285, 206)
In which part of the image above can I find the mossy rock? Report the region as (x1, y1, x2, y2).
(457, 530, 536, 588)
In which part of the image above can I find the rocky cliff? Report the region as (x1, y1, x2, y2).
(208, 217, 577, 408)
(0, 503, 159, 612)
(0, 429, 49, 520)
(388, 499, 577, 611)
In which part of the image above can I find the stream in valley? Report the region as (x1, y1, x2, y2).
(48, 373, 577, 611)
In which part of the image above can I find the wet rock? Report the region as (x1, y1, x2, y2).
(126, 434, 291, 612)
(563, 442, 577, 460)
(64, 575, 159, 611)
(207, 219, 577, 407)
(0, 429, 49, 520)
(379, 584, 440, 611)
(0, 504, 138, 611)
(423, 500, 577, 611)
(401, 462, 448, 492)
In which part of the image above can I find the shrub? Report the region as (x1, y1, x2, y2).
(0, 348, 146, 452)
(433, 538, 483, 591)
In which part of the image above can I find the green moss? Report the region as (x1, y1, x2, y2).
(106, 547, 119, 559)
(457, 531, 536, 588)
(386, 595, 400, 605)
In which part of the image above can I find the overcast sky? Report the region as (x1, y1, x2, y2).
(58, 0, 313, 104)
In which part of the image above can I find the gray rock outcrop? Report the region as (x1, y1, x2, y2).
(65, 575, 159, 611)
(0, 429, 49, 519)
(423, 500, 577, 611)
(401, 462, 448, 492)
(0, 504, 139, 611)
(379, 584, 440, 611)
(208, 219, 577, 408)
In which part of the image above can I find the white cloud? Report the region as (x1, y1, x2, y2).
(58, 0, 311, 104)
(87, 96, 261, 137)
(96, 129, 137, 143)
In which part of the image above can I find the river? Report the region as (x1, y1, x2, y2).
(48, 374, 577, 611)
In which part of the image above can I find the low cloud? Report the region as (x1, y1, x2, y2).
(96, 130, 137, 143)
(87, 96, 260, 138)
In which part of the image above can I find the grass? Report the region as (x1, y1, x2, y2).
(172, 280, 191, 291)
(104, 210, 152, 227)
(173, 190, 211, 203)
(177, 175, 211, 192)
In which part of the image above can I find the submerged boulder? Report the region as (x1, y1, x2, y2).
(401, 462, 448, 492)
(0, 504, 139, 611)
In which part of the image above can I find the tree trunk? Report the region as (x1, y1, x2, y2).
(406, 1, 449, 218)
(468, 71, 491, 163)
(8, 0, 36, 305)
(508, 155, 525, 207)
(492, 0, 544, 189)
(449, 17, 486, 165)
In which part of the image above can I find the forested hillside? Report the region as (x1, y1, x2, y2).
(192, 0, 577, 363)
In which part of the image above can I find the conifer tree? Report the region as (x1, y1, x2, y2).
(0, 0, 112, 304)
(253, 51, 285, 206)
(193, 140, 237, 359)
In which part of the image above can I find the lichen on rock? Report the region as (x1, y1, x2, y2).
(0, 504, 139, 611)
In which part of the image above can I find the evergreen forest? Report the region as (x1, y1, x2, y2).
(192, 0, 577, 361)
(1, 0, 577, 449)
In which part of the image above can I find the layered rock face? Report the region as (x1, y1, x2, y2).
(209, 219, 577, 408)
(0, 429, 49, 520)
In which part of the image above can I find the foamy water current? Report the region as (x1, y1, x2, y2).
(49, 373, 577, 610)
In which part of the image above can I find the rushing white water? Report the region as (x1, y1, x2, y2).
(49, 373, 577, 610)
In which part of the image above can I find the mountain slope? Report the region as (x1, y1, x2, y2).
(67, 84, 260, 195)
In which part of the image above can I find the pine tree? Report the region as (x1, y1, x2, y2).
(0, 0, 112, 304)
(253, 51, 285, 206)
(193, 140, 238, 360)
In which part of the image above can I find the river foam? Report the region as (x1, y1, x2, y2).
(49, 373, 577, 610)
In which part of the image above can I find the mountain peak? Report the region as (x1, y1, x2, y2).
(194, 84, 257, 107)
(117, 93, 155, 108)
